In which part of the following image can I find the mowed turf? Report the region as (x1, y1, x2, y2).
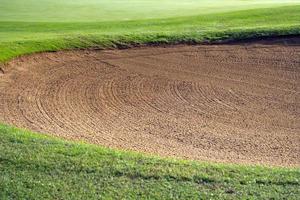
(0, 0, 297, 22)
(0, 0, 300, 199)
(0, 124, 299, 199)
(0, 1, 300, 62)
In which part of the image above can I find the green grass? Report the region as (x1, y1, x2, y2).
(0, 0, 297, 22)
(1, 1, 300, 199)
(0, 124, 299, 199)
(0, 1, 300, 62)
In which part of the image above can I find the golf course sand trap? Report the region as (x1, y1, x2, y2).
(0, 37, 299, 166)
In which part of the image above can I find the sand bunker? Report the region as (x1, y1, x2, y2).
(0, 37, 299, 166)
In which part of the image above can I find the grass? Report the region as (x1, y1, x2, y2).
(0, 0, 297, 22)
(1, 0, 300, 199)
(1, 2, 300, 62)
(0, 124, 299, 199)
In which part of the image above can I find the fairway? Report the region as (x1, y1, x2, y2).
(0, 0, 298, 22)
(1, 0, 300, 199)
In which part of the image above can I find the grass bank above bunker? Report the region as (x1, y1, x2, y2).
(1, 5, 300, 62)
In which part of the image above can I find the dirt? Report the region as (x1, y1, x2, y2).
(0, 67, 4, 75)
(0, 37, 299, 167)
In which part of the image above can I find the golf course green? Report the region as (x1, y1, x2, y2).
(0, 0, 300, 199)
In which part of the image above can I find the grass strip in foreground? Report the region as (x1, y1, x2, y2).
(0, 124, 299, 199)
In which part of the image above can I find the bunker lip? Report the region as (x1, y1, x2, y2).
(0, 37, 299, 167)
(211, 35, 300, 45)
